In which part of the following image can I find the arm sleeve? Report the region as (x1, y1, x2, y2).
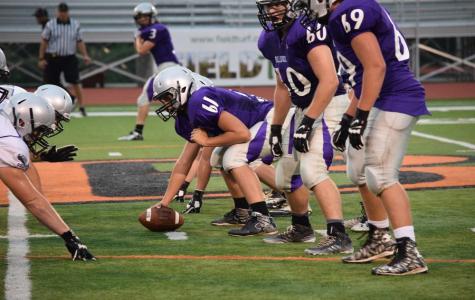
(188, 94, 224, 135)
(300, 24, 331, 56)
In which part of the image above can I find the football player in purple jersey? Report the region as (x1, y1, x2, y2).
(118, 2, 179, 141)
(296, 0, 429, 275)
(150, 66, 303, 236)
(256, 0, 353, 253)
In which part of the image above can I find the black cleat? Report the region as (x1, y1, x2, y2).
(228, 212, 277, 236)
(304, 232, 353, 255)
(263, 224, 316, 243)
(211, 208, 249, 226)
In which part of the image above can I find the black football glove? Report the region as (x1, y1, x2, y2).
(331, 113, 353, 152)
(348, 109, 370, 150)
(269, 124, 283, 158)
(61, 231, 96, 261)
(293, 115, 315, 153)
(40, 145, 78, 162)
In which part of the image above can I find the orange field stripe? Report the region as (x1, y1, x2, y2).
(23, 254, 475, 264)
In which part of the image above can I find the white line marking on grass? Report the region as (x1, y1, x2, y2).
(5, 192, 31, 300)
(0, 234, 56, 239)
(71, 111, 169, 118)
(314, 230, 327, 237)
(165, 232, 188, 240)
(418, 118, 475, 125)
(471, 228, 475, 233)
(428, 106, 475, 112)
(412, 131, 475, 150)
(108, 152, 123, 157)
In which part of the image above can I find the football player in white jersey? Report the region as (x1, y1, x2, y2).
(0, 92, 95, 261)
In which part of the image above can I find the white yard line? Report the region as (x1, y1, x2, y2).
(108, 152, 123, 157)
(418, 118, 475, 125)
(164, 232, 188, 240)
(5, 192, 31, 300)
(412, 131, 475, 150)
(471, 228, 475, 233)
(0, 234, 57, 239)
(428, 106, 475, 112)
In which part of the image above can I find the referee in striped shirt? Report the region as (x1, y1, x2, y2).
(38, 2, 90, 116)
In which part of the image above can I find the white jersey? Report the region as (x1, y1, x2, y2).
(0, 85, 27, 111)
(0, 113, 30, 170)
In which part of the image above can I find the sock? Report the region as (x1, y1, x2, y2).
(250, 201, 270, 216)
(368, 219, 390, 229)
(233, 197, 249, 209)
(393, 225, 415, 242)
(291, 213, 311, 227)
(327, 220, 345, 235)
(180, 181, 190, 192)
(135, 124, 144, 135)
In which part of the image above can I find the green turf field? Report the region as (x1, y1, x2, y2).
(1, 100, 475, 299)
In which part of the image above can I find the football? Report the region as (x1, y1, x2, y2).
(138, 206, 184, 232)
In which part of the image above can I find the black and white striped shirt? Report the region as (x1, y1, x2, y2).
(41, 18, 83, 56)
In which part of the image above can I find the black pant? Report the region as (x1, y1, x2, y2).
(44, 54, 80, 85)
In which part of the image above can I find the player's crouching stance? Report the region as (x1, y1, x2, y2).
(0, 92, 95, 261)
(152, 66, 286, 236)
(297, 0, 429, 275)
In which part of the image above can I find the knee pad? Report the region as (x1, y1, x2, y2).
(365, 165, 398, 195)
(300, 164, 329, 190)
(346, 162, 366, 186)
(210, 148, 223, 169)
(275, 157, 299, 192)
(222, 150, 248, 172)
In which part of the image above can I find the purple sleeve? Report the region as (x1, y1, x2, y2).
(332, 3, 380, 42)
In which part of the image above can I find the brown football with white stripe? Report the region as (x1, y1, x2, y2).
(138, 206, 184, 232)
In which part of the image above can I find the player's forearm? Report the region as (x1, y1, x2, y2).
(272, 86, 292, 125)
(161, 142, 200, 205)
(345, 93, 358, 117)
(203, 130, 251, 147)
(358, 65, 385, 111)
(134, 39, 149, 55)
(305, 76, 338, 119)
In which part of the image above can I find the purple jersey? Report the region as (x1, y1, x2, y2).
(174, 112, 193, 142)
(186, 87, 273, 137)
(258, 17, 345, 109)
(329, 0, 429, 116)
(139, 22, 179, 67)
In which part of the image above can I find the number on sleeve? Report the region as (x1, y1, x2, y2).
(201, 96, 219, 114)
(336, 52, 356, 87)
(341, 9, 364, 33)
(306, 23, 327, 43)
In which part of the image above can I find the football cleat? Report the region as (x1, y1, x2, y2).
(183, 198, 202, 214)
(304, 232, 353, 255)
(344, 202, 369, 232)
(211, 208, 250, 226)
(174, 189, 186, 203)
(263, 224, 316, 244)
(265, 190, 287, 209)
(342, 224, 395, 263)
(372, 237, 428, 276)
(118, 131, 144, 141)
(228, 212, 277, 236)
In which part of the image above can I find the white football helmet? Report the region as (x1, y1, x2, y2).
(5, 92, 56, 155)
(34, 84, 73, 137)
(133, 3, 158, 23)
(296, 0, 336, 26)
(152, 66, 206, 121)
(0, 84, 27, 104)
(0, 48, 10, 81)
